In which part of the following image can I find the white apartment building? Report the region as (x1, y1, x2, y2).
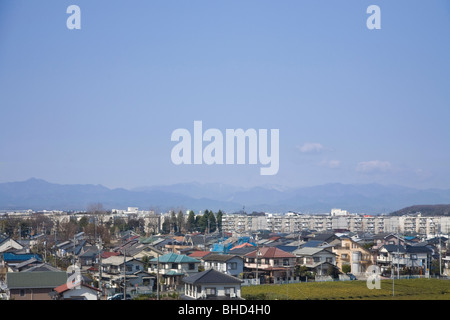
(221, 212, 450, 236)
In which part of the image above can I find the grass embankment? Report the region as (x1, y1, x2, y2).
(242, 278, 450, 300)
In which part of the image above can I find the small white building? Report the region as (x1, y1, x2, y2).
(52, 282, 102, 300)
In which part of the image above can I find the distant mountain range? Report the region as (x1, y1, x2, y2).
(1, 178, 450, 214)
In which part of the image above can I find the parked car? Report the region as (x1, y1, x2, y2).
(107, 293, 132, 300)
(346, 273, 357, 280)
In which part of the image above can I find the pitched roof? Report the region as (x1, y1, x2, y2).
(202, 254, 240, 262)
(188, 251, 212, 258)
(244, 247, 296, 259)
(54, 281, 101, 294)
(3, 252, 42, 263)
(231, 242, 255, 250)
(293, 247, 335, 256)
(101, 251, 120, 259)
(149, 253, 200, 263)
(182, 268, 242, 285)
(6, 271, 67, 289)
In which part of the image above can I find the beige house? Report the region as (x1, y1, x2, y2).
(332, 237, 374, 274)
(244, 247, 296, 283)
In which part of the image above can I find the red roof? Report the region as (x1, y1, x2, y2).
(230, 242, 255, 250)
(101, 251, 120, 259)
(188, 251, 211, 258)
(244, 247, 295, 259)
(54, 281, 101, 294)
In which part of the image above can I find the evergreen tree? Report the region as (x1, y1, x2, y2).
(208, 212, 216, 233)
(186, 210, 196, 232)
(176, 210, 185, 233)
(216, 210, 223, 232)
(170, 210, 177, 233)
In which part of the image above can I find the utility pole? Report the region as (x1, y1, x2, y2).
(97, 237, 103, 300)
(157, 252, 160, 300)
(123, 249, 126, 300)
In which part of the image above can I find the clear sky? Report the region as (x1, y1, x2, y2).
(0, 0, 449, 190)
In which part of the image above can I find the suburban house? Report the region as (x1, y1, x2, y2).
(244, 247, 296, 284)
(51, 281, 102, 300)
(148, 253, 201, 289)
(2, 252, 43, 271)
(0, 236, 25, 254)
(78, 247, 100, 267)
(376, 244, 433, 274)
(293, 247, 337, 276)
(100, 255, 145, 275)
(181, 268, 243, 300)
(332, 236, 375, 274)
(372, 233, 407, 250)
(201, 254, 244, 277)
(6, 271, 67, 300)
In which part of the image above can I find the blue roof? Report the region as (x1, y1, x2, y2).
(276, 245, 298, 253)
(301, 240, 325, 248)
(3, 252, 42, 262)
(149, 253, 200, 263)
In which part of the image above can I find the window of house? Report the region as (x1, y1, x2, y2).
(228, 262, 237, 270)
(326, 257, 333, 263)
(274, 259, 279, 265)
(172, 263, 178, 269)
(20, 289, 25, 297)
(188, 263, 195, 270)
(313, 257, 321, 263)
(205, 287, 216, 297)
(410, 254, 417, 260)
(225, 287, 235, 297)
(283, 259, 289, 266)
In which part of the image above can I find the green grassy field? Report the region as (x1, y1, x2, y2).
(242, 278, 450, 300)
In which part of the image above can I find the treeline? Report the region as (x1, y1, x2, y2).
(161, 209, 223, 234)
(389, 204, 450, 217)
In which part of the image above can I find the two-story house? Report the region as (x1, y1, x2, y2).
(244, 247, 296, 284)
(182, 268, 243, 300)
(148, 253, 201, 290)
(96, 255, 145, 294)
(332, 237, 375, 275)
(292, 247, 337, 276)
(376, 244, 432, 275)
(201, 254, 243, 277)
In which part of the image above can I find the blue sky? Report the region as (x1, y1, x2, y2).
(0, 0, 449, 190)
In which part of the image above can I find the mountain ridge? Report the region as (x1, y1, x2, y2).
(1, 178, 450, 214)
